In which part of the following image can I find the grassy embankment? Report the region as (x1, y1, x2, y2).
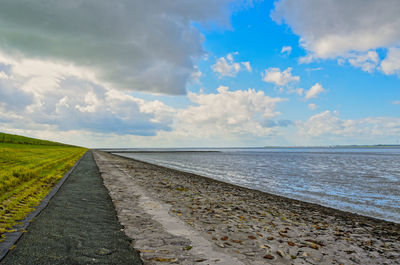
(0, 132, 87, 241)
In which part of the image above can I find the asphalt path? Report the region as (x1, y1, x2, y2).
(1, 151, 143, 265)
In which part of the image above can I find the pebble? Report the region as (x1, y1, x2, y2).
(263, 254, 274, 260)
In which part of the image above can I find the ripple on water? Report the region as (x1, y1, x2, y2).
(115, 148, 400, 223)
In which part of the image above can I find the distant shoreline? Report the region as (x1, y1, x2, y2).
(97, 145, 400, 151)
(264, 145, 400, 149)
(102, 150, 221, 153)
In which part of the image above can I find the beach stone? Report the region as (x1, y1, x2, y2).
(263, 254, 274, 259)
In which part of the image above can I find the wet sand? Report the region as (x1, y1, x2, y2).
(94, 151, 400, 265)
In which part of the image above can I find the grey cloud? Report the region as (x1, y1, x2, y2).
(0, 81, 33, 111)
(0, 0, 235, 94)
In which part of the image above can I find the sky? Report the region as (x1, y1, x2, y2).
(0, 0, 399, 148)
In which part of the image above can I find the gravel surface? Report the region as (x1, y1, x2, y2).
(94, 151, 400, 265)
(1, 151, 142, 265)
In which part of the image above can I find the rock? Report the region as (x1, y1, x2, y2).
(216, 243, 225, 248)
(221, 236, 228, 241)
(349, 257, 361, 264)
(97, 248, 113, 255)
(263, 254, 275, 260)
(305, 239, 325, 247)
(279, 232, 288, 237)
(287, 241, 295, 247)
(309, 243, 319, 250)
(150, 257, 178, 262)
(248, 235, 257, 240)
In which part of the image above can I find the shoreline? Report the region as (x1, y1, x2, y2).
(111, 152, 399, 226)
(95, 151, 400, 264)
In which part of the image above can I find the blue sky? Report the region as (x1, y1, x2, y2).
(0, 0, 399, 147)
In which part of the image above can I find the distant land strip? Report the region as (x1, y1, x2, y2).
(104, 150, 221, 153)
(263, 144, 400, 148)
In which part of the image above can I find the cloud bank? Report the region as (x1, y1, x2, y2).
(271, 0, 400, 75)
(271, 0, 400, 58)
(0, 0, 237, 94)
(0, 55, 175, 136)
(175, 86, 288, 138)
(0, 54, 290, 146)
(299, 111, 400, 141)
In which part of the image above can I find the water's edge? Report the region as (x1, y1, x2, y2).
(110, 152, 400, 225)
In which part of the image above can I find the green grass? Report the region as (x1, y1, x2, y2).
(0, 133, 87, 241)
(0, 132, 75, 146)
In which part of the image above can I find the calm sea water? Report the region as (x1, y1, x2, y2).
(113, 148, 400, 223)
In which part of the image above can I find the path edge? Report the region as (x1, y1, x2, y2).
(0, 151, 88, 262)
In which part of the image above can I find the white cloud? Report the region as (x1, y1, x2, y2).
(0, 0, 238, 95)
(281, 46, 292, 55)
(241, 61, 252, 72)
(212, 53, 251, 77)
(380, 47, 400, 76)
(174, 86, 288, 138)
(347, 51, 380, 73)
(272, 0, 400, 59)
(271, 0, 400, 75)
(299, 111, 400, 141)
(299, 111, 343, 137)
(262, 67, 299, 86)
(305, 83, 324, 100)
(308, 103, 317, 110)
(212, 57, 240, 77)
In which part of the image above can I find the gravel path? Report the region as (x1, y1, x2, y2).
(1, 151, 142, 265)
(94, 151, 400, 265)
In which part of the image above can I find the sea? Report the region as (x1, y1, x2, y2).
(109, 148, 400, 223)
